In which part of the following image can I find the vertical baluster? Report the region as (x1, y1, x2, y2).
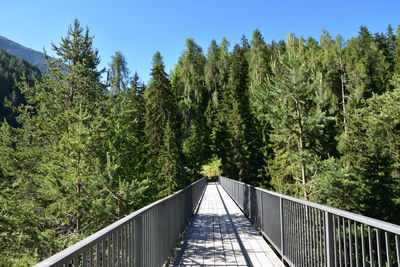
(301, 203, 305, 267)
(130, 222, 134, 266)
(83, 250, 87, 267)
(292, 201, 296, 265)
(343, 218, 348, 267)
(91, 246, 94, 267)
(312, 208, 317, 267)
(102, 239, 106, 267)
(395, 235, 400, 266)
(296, 202, 301, 266)
(333, 216, 337, 267)
(121, 226, 124, 267)
(290, 201, 293, 264)
(126, 223, 130, 266)
(114, 231, 118, 267)
(108, 234, 112, 267)
(96, 242, 100, 267)
(361, 225, 366, 267)
(348, 220, 353, 267)
(325, 212, 335, 267)
(375, 229, 382, 267)
(75, 256, 79, 267)
(354, 222, 359, 267)
(384, 232, 391, 267)
(306, 205, 311, 267)
(338, 217, 343, 267)
(368, 226, 373, 266)
(319, 210, 324, 267)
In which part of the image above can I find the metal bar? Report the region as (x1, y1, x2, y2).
(339, 216, 343, 267)
(287, 200, 292, 263)
(306, 206, 311, 266)
(301, 203, 306, 267)
(384, 232, 391, 267)
(361, 224, 366, 267)
(349, 220, 353, 267)
(319, 210, 323, 267)
(280, 197, 285, 259)
(325, 212, 335, 267)
(343, 218, 348, 267)
(122, 226, 125, 267)
(297, 202, 301, 266)
(89, 247, 92, 267)
(396, 235, 400, 266)
(82, 250, 86, 267)
(102, 239, 106, 267)
(96, 242, 100, 267)
(334, 214, 338, 266)
(311, 208, 316, 267)
(354, 222, 359, 267)
(375, 229, 382, 267)
(368, 226, 373, 266)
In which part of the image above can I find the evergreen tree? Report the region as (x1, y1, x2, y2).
(109, 51, 130, 95)
(253, 34, 327, 199)
(337, 75, 400, 223)
(0, 19, 110, 262)
(223, 43, 263, 184)
(145, 52, 182, 195)
(172, 38, 210, 170)
(394, 25, 400, 74)
(204, 38, 231, 169)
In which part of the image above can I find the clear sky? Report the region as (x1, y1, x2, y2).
(1, 0, 399, 82)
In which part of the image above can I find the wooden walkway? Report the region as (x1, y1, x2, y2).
(172, 183, 285, 267)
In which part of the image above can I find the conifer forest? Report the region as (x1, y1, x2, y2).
(1, 20, 400, 264)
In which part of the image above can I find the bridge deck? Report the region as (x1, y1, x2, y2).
(172, 183, 284, 267)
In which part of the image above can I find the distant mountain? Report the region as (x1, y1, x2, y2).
(0, 48, 41, 126)
(0, 35, 47, 72)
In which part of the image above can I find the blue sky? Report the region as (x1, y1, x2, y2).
(1, 0, 399, 82)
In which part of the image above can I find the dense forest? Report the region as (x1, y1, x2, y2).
(1, 19, 400, 265)
(0, 48, 41, 126)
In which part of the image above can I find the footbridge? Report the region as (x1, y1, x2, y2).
(35, 177, 400, 267)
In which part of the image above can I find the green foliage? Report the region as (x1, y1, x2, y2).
(109, 51, 130, 95)
(0, 48, 41, 126)
(201, 156, 222, 179)
(2, 21, 400, 264)
(145, 52, 183, 196)
(172, 39, 210, 171)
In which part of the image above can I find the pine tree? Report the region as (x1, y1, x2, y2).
(253, 34, 327, 199)
(394, 25, 400, 74)
(109, 51, 130, 95)
(337, 75, 400, 223)
(145, 52, 182, 195)
(173, 38, 210, 170)
(223, 43, 263, 184)
(203, 38, 231, 169)
(0, 19, 111, 262)
(249, 29, 271, 109)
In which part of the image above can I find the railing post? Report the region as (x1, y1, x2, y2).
(134, 215, 143, 267)
(280, 197, 285, 260)
(325, 211, 335, 267)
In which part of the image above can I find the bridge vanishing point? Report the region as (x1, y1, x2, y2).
(35, 177, 400, 267)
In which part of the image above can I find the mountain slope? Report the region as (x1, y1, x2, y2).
(0, 35, 47, 72)
(0, 48, 41, 126)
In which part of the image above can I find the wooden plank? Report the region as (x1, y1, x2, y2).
(172, 183, 285, 266)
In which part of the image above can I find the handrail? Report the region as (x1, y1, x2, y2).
(219, 176, 400, 267)
(35, 177, 207, 267)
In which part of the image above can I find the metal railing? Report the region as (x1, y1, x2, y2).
(220, 176, 400, 267)
(35, 177, 207, 267)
